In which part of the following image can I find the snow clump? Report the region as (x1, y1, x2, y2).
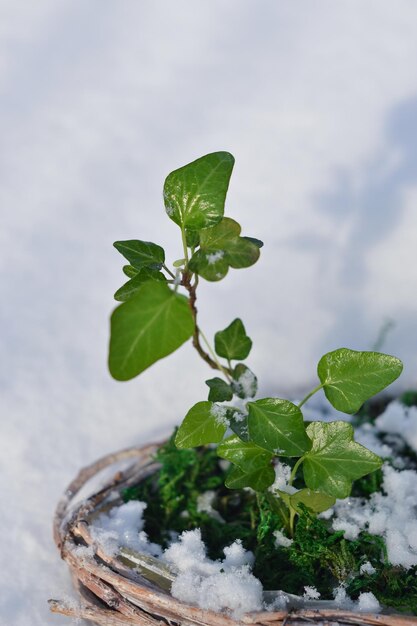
(375, 400, 417, 453)
(90, 501, 162, 557)
(207, 250, 224, 265)
(163, 529, 263, 618)
(330, 464, 417, 568)
(211, 403, 230, 427)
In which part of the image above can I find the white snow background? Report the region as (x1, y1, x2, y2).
(2, 1, 417, 624)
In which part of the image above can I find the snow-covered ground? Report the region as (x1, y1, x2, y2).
(2, 2, 417, 624)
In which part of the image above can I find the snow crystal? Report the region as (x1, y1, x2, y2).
(375, 401, 417, 453)
(357, 592, 381, 613)
(303, 586, 320, 600)
(330, 465, 417, 568)
(206, 250, 224, 265)
(90, 501, 162, 557)
(273, 529, 293, 548)
(269, 462, 296, 494)
(211, 403, 230, 427)
(163, 529, 262, 617)
(236, 368, 257, 398)
(197, 490, 225, 523)
(360, 561, 376, 575)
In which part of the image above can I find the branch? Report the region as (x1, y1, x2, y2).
(182, 272, 232, 377)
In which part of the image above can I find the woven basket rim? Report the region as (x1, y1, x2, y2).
(50, 442, 417, 626)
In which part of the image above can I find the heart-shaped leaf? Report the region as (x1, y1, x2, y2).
(278, 488, 335, 514)
(205, 377, 233, 402)
(163, 152, 235, 230)
(114, 269, 166, 302)
(247, 398, 311, 456)
(217, 435, 273, 472)
(318, 348, 403, 414)
(303, 421, 383, 498)
(214, 319, 252, 361)
(175, 401, 228, 448)
(114, 240, 165, 270)
(225, 464, 275, 491)
(189, 218, 260, 281)
(109, 282, 193, 380)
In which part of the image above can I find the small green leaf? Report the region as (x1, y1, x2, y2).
(214, 319, 252, 361)
(247, 398, 311, 456)
(232, 364, 257, 399)
(225, 238, 261, 269)
(199, 217, 240, 249)
(114, 270, 166, 302)
(114, 240, 165, 270)
(123, 265, 139, 278)
(109, 282, 193, 380)
(218, 435, 273, 472)
(205, 378, 233, 402)
(318, 348, 403, 414)
(278, 488, 335, 514)
(188, 249, 229, 281)
(175, 401, 227, 448)
(163, 152, 235, 230)
(225, 464, 275, 491)
(303, 421, 383, 498)
(189, 218, 261, 282)
(173, 258, 186, 268)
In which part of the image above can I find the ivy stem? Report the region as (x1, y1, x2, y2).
(182, 271, 233, 380)
(181, 226, 189, 268)
(198, 327, 232, 382)
(289, 456, 304, 487)
(297, 383, 325, 409)
(163, 263, 176, 280)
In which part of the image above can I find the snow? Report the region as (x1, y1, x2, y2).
(303, 586, 321, 600)
(211, 403, 230, 427)
(163, 530, 262, 618)
(90, 501, 162, 557)
(360, 561, 376, 576)
(207, 251, 224, 265)
(375, 401, 417, 453)
(3, 3, 417, 624)
(330, 464, 417, 568)
(274, 529, 293, 548)
(197, 490, 225, 523)
(357, 592, 381, 613)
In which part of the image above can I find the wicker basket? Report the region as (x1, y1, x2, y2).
(49, 443, 417, 626)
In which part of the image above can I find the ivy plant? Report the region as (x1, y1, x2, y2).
(109, 151, 403, 537)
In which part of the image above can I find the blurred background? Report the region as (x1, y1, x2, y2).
(1, 1, 417, 623)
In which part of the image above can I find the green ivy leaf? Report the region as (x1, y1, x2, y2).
(189, 218, 260, 281)
(247, 398, 311, 456)
(217, 435, 273, 472)
(114, 270, 166, 302)
(318, 348, 403, 414)
(114, 240, 165, 270)
(188, 249, 229, 281)
(232, 363, 257, 399)
(175, 401, 228, 448)
(163, 152, 235, 230)
(205, 377, 233, 402)
(303, 421, 383, 498)
(123, 265, 139, 278)
(278, 488, 335, 515)
(109, 282, 193, 380)
(214, 319, 252, 361)
(225, 464, 275, 491)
